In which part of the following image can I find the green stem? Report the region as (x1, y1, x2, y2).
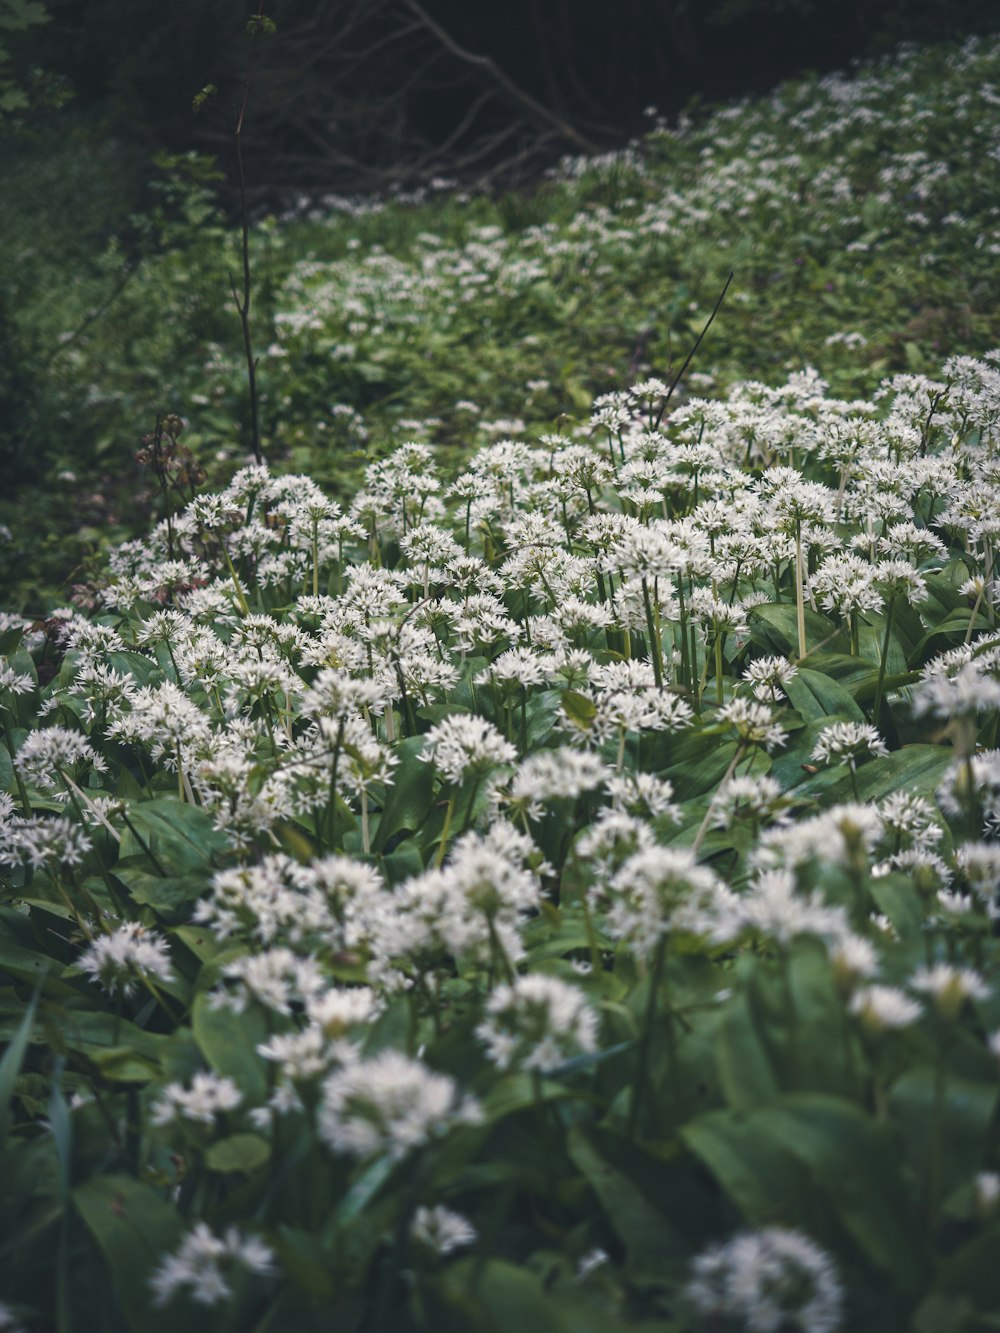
(627, 939, 664, 1141)
(436, 794, 455, 868)
(1, 708, 31, 812)
(794, 522, 807, 660)
(641, 578, 664, 689)
(872, 596, 896, 724)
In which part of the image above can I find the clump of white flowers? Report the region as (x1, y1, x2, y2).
(476, 974, 598, 1072)
(318, 1051, 482, 1160)
(685, 1227, 844, 1332)
(811, 721, 889, 771)
(150, 1224, 275, 1306)
(77, 922, 174, 996)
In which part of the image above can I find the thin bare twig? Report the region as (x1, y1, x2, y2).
(401, 0, 600, 155)
(653, 271, 734, 430)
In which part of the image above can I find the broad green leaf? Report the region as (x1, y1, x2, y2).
(715, 983, 780, 1110)
(192, 992, 267, 1102)
(797, 744, 953, 806)
(684, 1094, 922, 1286)
(784, 667, 865, 722)
(205, 1132, 271, 1174)
(751, 604, 847, 657)
(0, 987, 37, 1148)
(889, 1066, 998, 1200)
(73, 1175, 182, 1332)
(372, 735, 434, 852)
(119, 797, 229, 872)
(112, 861, 208, 920)
(561, 689, 596, 732)
(481, 1073, 574, 1121)
(936, 1221, 1000, 1310)
(567, 1124, 684, 1271)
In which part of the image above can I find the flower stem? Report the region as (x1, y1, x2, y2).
(872, 596, 896, 724)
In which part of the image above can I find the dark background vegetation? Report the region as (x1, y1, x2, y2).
(13, 0, 1000, 205)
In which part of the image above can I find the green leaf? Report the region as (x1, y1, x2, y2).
(683, 1094, 922, 1286)
(567, 1124, 684, 1271)
(436, 1259, 636, 1333)
(481, 1073, 573, 1121)
(889, 1067, 998, 1201)
(784, 667, 865, 722)
(715, 982, 780, 1110)
(120, 797, 228, 872)
(372, 735, 434, 852)
(798, 744, 954, 806)
(751, 604, 847, 656)
(112, 861, 207, 920)
(937, 1220, 1000, 1310)
(205, 1132, 271, 1174)
(192, 992, 267, 1102)
(73, 1175, 182, 1332)
(0, 986, 37, 1149)
(561, 689, 596, 732)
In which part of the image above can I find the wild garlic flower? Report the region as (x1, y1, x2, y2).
(213, 947, 326, 1016)
(956, 843, 1000, 916)
(718, 698, 786, 752)
(602, 847, 738, 957)
(686, 1226, 843, 1333)
(744, 654, 798, 702)
(878, 792, 942, 851)
(0, 663, 33, 696)
(0, 813, 92, 870)
(755, 804, 883, 873)
(711, 774, 786, 830)
(151, 1072, 243, 1127)
(850, 985, 922, 1032)
(411, 1206, 477, 1256)
(14, 726, 107, 795)
(77, 922, 174, 996)
(256, 1026, 333, 1082)
(318, 1051, 482, 1161)
(910, 963, 991, 1019)
(811, 721, 888, 770)
(420, 714, 516, 785)
(150, 1223, 275, 1307)
(829, 933, 880, 986)
(739, 871, 850, 949)
(476, 974, 598, 1072)
(507, 747, 608, 817)
(306, 986, 382, 1037)
(606, 771, 679, 821)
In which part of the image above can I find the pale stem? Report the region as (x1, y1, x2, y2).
(794, 522, 807, 660)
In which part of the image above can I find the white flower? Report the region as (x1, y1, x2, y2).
(850, 985, 922, 1031)
(476, 974, 598, 1073)
(910, 963, 991, 1018)
(975, 1171, 1000, 1213)
(811, 721, 888, 770)
(508, 747, 608, 812)
(318, 1051, 482, 1160)
(718, 698, 786, 752)
(420, 714, 516, 785)
(744, 654, 798, 702)
(150, 1223, 275, 1306)
(602, 847, 739, 957)
(151, 1072, 243, 1127)
(411, 1206, 477, 1256)
(686, 1226, 843, 1332)
(14, 726, 107, 794)
(77, 923, 174, 997)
